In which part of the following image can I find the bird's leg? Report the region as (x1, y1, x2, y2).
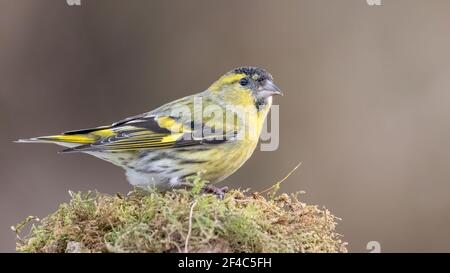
(202, 185, 229, 200)
(176, 180, 229, 199)
(175, 181, 194, 190)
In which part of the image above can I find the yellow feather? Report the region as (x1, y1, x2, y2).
(157, 116, 189, 133)
(209, 73, 245, 91)
(91, 129, 115, 137)
(39, 135, 95, 144)
(161, 133, 183, 143)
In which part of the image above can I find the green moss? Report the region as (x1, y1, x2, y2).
(14, 184, 347, 253)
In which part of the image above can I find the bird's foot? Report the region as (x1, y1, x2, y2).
(202, 185, 229, 199)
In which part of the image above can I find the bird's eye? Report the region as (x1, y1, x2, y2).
(239, 78, 249, 86)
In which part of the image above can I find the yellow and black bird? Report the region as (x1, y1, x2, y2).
(17, 67, 282, 196)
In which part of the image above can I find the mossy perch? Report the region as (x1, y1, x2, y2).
(13, 178, 347, 253)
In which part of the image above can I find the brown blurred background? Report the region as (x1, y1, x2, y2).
(1, 0, 450, 252)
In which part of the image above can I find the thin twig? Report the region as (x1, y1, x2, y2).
(255, 162, 303, 195)
(184, 201, 197, 253)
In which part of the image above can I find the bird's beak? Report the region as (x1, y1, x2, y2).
(258, 80, 283, 98)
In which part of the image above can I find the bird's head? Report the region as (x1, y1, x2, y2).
(208, 66, 282, 110)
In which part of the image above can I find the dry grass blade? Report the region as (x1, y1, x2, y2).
(254, 162, 303, 197)
(184, 201, 197, 253)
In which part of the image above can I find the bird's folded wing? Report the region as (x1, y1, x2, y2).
(62, 114, 236, 153)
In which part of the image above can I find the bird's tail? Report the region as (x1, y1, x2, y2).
(15, 134, 96, 145)
(15, 125, 114, 146)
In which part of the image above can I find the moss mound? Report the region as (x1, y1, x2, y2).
(13, 184, 347, 253)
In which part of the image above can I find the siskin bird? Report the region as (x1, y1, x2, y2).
(17, 66, 282, 196)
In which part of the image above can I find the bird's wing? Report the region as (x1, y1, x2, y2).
(62, 96, 237, 153)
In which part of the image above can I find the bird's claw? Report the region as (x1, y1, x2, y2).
(202, 185, 229, 199)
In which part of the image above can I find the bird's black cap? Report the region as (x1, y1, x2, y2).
(233, 66, 273, 82)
